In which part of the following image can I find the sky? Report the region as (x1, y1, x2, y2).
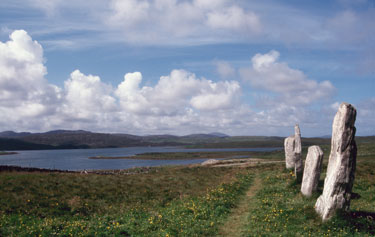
(0, 0, 374, 137)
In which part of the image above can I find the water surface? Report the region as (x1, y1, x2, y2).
(0, 147, 280, 171)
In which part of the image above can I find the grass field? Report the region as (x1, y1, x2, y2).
(0, 165, 256, 236)
(0, 141, 374, 236)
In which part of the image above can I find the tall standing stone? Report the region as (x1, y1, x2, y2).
(301, 146, 324, 197)
(284, 124, 302, 169)
(315, 103, 357, 221)
(294, 124, 303, 182)
(294, 124, 302, 157)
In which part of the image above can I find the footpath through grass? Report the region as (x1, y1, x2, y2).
(218, 172, 262, 237)
(0, 165, 254, 236)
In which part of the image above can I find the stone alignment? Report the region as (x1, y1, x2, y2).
(315, 103, 357, 221)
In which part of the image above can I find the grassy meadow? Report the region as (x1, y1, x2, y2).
(0, 165, 255, 236)
(0, 141, 374, 236)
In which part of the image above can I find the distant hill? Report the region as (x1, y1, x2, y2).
(209, 132, 229, 138)
(0, 131, 32, 138)
(0, 138, 55, 150)
(320, 135, 331, 138)
(0, 130, 188, 150)
(0, 130, 373, 151)
(0, 130, 242, 150)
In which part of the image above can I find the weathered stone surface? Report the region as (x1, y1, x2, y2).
(293, 124, 303, 182)
(315, 102, 357, 221)
(294, 124, 302, 155)
(301, 146, 324, 197)
(295, 157, 304, 183)
(284, 124, 302, 169)
(284, 136, 295, 169)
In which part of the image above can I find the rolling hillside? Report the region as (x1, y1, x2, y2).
(0, 130, 373, 150)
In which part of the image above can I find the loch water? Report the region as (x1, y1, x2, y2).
(0, 147, 280, 171)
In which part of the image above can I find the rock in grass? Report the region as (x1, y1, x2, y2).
(201, 159, 219, 166)
(315, 102, 357, 221)
(301, 146, 324, 197)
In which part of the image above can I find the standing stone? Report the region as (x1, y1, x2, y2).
(284, 124, 302, 169)
(284, 136, 295, 169)
(294, 124, 303, 182)
(295, 156, 304, 183)
(301, 146, 324, 197)
(315, 103, 357, 221)
(294, 124, 302, 157)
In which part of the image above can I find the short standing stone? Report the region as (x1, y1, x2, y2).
(301, 146, 324, 197)
(315, 103, 357, 221)
(284, 136, 295, 169)
(284, 124, 302, 170)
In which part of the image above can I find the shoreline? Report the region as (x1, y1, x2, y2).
(0, 151, 18, 156)
(88, 151, 255, 160)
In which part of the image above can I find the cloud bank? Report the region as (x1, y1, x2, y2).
(0, 30, 372, 136)
(0, 30, 246, 134)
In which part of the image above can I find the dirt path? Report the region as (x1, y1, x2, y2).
(212, 160, 284, 167)
(218, 173, 261, 237)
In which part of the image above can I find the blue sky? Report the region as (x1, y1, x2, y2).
(0, 0, 374, 136)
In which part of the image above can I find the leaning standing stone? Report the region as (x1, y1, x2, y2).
(301, 146, 324, 197)
(315, 103, 357, 221)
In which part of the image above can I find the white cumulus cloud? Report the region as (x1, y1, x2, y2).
(241, 50, 335, 105)
(62, 70, 116, 120)
(115, 69, 241, 115)
(0, 30, 60, 121)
